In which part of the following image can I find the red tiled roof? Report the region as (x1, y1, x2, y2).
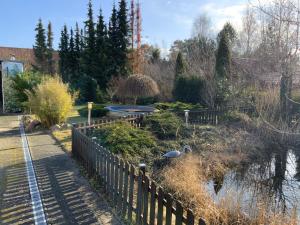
(0, 46, 59, 71)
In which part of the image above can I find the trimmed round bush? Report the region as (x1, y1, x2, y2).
(78, 104, 109, 118)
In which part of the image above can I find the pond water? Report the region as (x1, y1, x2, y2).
(207, 149, 300, 216)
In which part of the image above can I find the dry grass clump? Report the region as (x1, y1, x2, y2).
(160, 155, 298, 225)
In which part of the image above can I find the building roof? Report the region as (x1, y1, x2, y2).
(0, 46, 59, 71)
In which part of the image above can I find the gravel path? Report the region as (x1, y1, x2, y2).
(0, 115, 122, 225)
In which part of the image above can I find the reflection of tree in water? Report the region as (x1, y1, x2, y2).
(294, 150, 300, 181)
(231, 147, 292, 212)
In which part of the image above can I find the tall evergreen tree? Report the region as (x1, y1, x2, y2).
(116, 0, 129, 76)
(59, 25, 70, 82)
(68, 28, 78, 84)
(175, 52, 186, 78)
(95, 9, 108, 89)
(82, 0, 97, 79)
(216, 27, 233, 79)
(46, 22, 54, 74)
(107, 4, 119, 77)
(33, 18, 47, 72)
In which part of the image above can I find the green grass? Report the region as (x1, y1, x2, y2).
(67, 105, 87, 124)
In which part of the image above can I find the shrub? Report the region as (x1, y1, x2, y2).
(154, 101, 204, 111)
(10, 71, 42, 110)
(116, 74, 160, 103)
(2, 76, 20, 112)
(136, 96, 159, 105)
(94, 122, 156, 157)
(173, 75, 205, 104)
(78, 104, 109, 118)
(143, 112, 184, 139)
(78, 75, 98, 103)
(27, 76, 73, 128)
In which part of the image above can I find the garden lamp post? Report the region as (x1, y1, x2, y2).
(88, 102, 93, 126)
(184, 110, 190, 127)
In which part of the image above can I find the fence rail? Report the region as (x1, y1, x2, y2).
(72, 116, 207, 225)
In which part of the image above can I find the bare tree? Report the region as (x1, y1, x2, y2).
(239, 5, 259, 55)
(191, 14, 213, 38)
(255, 0, 300, 122)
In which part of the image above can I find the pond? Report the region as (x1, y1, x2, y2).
(207, 149, 300, 216)
(105, 105, 157, 117)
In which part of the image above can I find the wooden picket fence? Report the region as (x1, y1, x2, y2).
(72, 116, 207, 225)
(177, 106, 255, 125)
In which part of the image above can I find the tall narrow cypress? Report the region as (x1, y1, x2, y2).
(59, 25, 70, 82)
(33, 18, 47, 72)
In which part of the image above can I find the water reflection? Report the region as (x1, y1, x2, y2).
(209, 148, 300, 214)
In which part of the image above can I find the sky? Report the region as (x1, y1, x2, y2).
(0, 0, 248, 54)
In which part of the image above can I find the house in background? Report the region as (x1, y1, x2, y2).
(0, 46, 59, 113)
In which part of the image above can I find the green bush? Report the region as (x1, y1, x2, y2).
(78, 104, 108, 118)
(154, 101, 204, 111)
(173, 76, 205, 104)
(27, 76, 74, 128)
(8, 71, 42, 111)
(94, 122, 156, 157)
(143, 112, 184, 139)
(136, 96, 159, 105)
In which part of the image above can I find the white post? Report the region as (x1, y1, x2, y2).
(184, 110, 190, 127)
(88, 102, 93, 126)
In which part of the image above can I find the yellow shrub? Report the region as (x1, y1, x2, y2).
(27, 76, 73, 128)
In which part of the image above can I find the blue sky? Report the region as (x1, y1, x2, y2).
(0, 0, 247, 53)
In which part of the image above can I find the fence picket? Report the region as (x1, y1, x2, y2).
(128, 165, 135, 223)
(149, 182, 156, 225)
(122, 162, 129, 217)
(114, 157, 119, 205)
(175, 201, 183, 225)
(143, 176, 150, 225)
(157, 187, 164, 225)
(165, 193, 173, 225)
(136, 171, 143, 225)
(118, 159, 124, 212)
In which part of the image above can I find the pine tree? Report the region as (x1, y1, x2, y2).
(74, 23, 82, 81)
(107, 4, 119, 77)
(68, 28, 78, 84)
(82, 0, 97, 79)
(175, 52, 186, 78)
(59, 25, 70, 82)
(95, 9, 108, 89)
(46, 22, 54, 74)
(33, 18, 47, 72)
(117, 0, 129, 76)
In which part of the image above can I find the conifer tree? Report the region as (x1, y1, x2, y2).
(33, 18, 47, 72)
(46, 22, 54, 74)
(95, 9, 108, 89)
(175, 52, 186, 78)
(82, 0, 97, 79)
(107, 4, 119, 77)
(116, 0, 129, 76)
(59, 25, 69, 82)
(68, 28, 78, 84)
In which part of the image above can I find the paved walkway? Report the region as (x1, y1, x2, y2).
(0, 115, 122, 225)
